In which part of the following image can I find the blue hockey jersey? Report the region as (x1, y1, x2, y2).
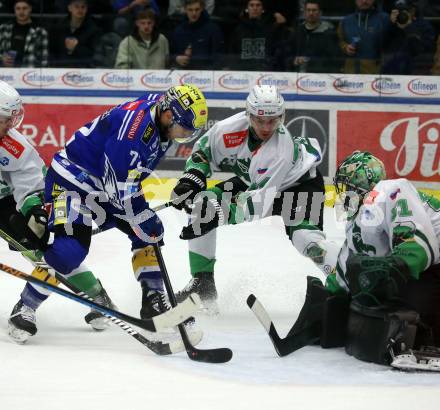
(48, 93, 170, 211)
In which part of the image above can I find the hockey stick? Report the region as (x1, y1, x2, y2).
(0, 227, 202, 354)
(0, 260, 199, 333)
(247, 294, 317, 357)
(153, 243, 233, 364)
(91, 192, 192, 235)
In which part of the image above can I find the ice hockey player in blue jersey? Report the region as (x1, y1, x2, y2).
(8, 83, 208, 343)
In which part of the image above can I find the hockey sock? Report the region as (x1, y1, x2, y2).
(189, 252, 215, 277)
(65, 266, 102, 298)
(133, 246, 164, 292)
(20, 267, 60, 310)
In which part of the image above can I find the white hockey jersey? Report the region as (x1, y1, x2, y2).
(0, 128, 45, 211)
(330, 178, 440, 293)
(187, 111, 323, 221)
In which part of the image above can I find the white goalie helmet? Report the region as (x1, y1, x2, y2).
(0, 80, 24, 128)
(246, 84, 285, 121)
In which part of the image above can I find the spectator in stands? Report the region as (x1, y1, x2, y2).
(337, 0, 391, 74)
(382, 0, 435, 74)
(168, 0, 214, 17)
(112, 0, 159, 38)
(50, 0, 102, 67)
(0, 0, 49, 67)
(228, 0, 278, 71)
(115, 9, 169, 69)
(285, 1, 340, 73)
(170, 0, 224, 70)
(93, 19, 124, 68)
(432, 35, 440, 75)
(264, 0, 298, 25)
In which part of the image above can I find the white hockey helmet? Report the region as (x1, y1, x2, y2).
(246, 85, 285, 121)
(0, 80, 24, 128)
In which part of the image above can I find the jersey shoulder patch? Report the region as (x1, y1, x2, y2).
(223, 130, 247, 148)
(0, 135, 25, 159)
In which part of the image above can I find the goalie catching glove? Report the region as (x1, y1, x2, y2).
(171, 169, 207, 212)
(180, 196, 225, 240)
(346, 255, 411, 306)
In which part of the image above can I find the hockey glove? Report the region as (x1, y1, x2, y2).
(171, 169, 207, 212)
(23, 205, 49, 250)
(346, 255, 411, 306)
(180, 196, 225, 240)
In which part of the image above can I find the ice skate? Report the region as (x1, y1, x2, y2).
(176, 272, 219, 315)
(84, 282, 116, 331)
(8, 300, 37, 344)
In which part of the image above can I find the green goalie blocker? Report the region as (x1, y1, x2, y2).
(345, 303, 420, 365)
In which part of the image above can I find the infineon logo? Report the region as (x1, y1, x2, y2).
(101, 72, 133, 88)
(179, 73, 211, 89)
(296, 76, 327, 93)
(407, 78, 438, 96)
(141, 72, 172, 89)
(0, 74, 14, 83)
(257, 75, 289, 91)
(22, 71, 56, 87)
(371, 78, 401, 94)
(62, 71, 94, 87)
(333, 77, 364, 94)
(218, 73, 250, 90)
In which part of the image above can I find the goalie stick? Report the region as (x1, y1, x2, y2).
(0, 227, 202, 355)
(154, 243, 233, 364)
(247, 294, 317, 357)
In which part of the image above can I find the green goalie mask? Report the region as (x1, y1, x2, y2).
(334, 151, 386, 212)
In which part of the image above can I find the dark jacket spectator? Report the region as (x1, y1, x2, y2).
(170, 1, 224, 70)
(338, 0, 391, 74)
(50, 0, 102, 67)
(285, 1, 340, 73)
(382, 1, 436, 74)
(228, 0, 276, 71)
(0, 0, 49, 67)
(432, 35, 440, 75)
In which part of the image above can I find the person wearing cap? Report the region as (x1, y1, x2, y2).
(170, 85, 339, 314)
(9, 84, 209, 343)
(0, 0, 49, 67)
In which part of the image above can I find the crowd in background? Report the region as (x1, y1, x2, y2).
(0, 0, 440, 75)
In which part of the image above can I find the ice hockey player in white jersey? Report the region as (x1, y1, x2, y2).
(0, 80, 48, 251)
(280, 151, 440, 368)
(170, 84, 339, 310)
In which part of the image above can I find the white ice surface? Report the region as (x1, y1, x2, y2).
(1, 206, 439, 410)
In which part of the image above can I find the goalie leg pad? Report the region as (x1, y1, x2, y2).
(345, 302, 420, 365)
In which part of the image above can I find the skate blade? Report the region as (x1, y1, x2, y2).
(199, 299, 220, 316)
(8, 323, 32, 344)
(87, 317, 112, 331)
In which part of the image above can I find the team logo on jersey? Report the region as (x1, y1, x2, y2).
(123, 100, 142, 111)
(223, 130, 247, 148)
(127, 110, 145, 139)
(0, 156, 9, 166)
(142, 122, 155, 145)
(0, 135, 24, 159)
(257, 167, 268, 174)
(364, 190, 379, 205)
